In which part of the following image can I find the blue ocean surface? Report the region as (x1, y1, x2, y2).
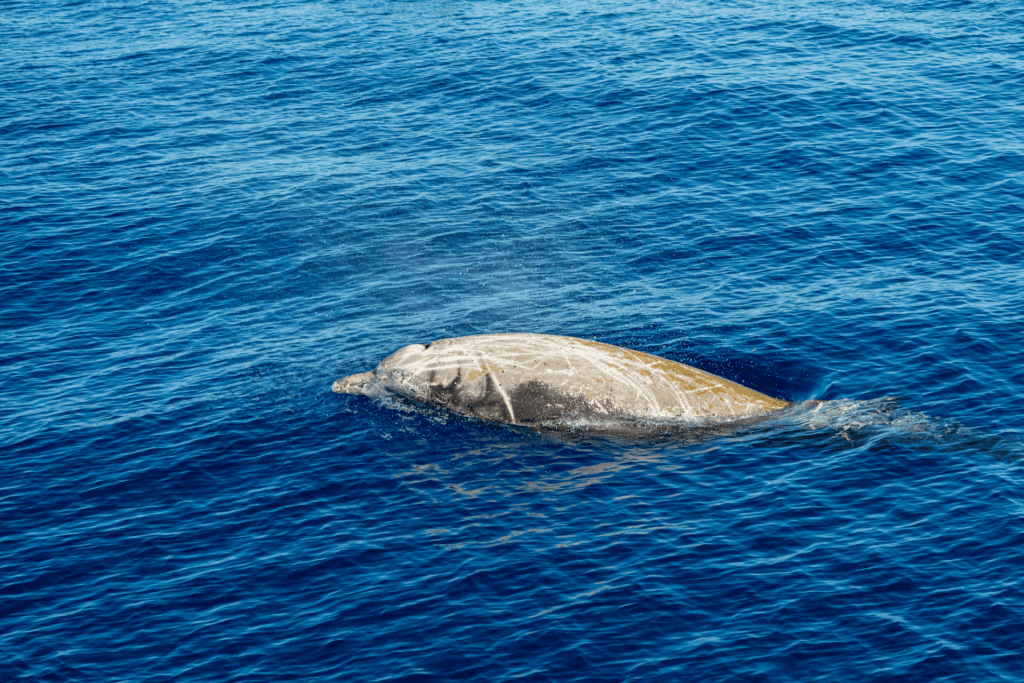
(3, 0, 1023, 680)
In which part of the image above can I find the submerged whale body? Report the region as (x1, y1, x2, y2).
(333, 334, 789, 428)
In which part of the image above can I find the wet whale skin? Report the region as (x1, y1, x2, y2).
(333, 334, 788, 426)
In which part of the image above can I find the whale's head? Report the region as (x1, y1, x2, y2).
(332, 343, 431, 395)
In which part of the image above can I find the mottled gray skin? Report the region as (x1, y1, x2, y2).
(334, 334, 789, 428)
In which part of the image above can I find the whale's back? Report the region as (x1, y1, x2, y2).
(334, 334, 788, 426)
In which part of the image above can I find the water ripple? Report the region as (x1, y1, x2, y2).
(3, 0, 1024, 681)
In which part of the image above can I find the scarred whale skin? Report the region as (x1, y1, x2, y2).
(333, 334, 789, 427)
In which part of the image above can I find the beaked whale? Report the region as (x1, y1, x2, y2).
(333, 334, 789, 429)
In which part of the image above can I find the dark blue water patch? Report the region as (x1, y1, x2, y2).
(4, 0, 1024, 680)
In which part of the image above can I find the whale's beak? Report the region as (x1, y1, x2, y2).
(332, 371, 375, 394)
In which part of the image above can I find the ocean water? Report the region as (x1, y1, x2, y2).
(3, 0, 1023, 680)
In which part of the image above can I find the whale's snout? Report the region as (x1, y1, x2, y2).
(334, 343, 430, 395)
(332, 371, 375, 394)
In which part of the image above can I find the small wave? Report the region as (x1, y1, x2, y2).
(781, 397, 1022, 462)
